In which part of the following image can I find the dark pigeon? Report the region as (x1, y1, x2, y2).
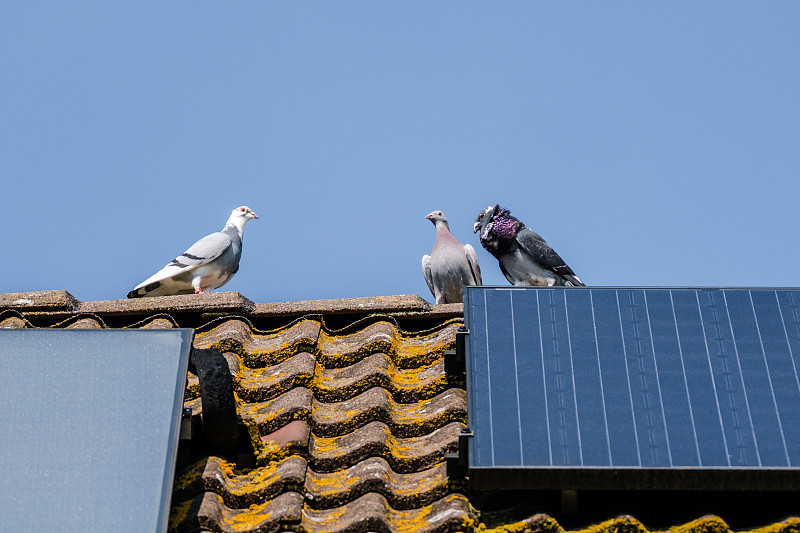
(127, 206, 258, 298)
(422, 210, 482, 304)
(473, 204, 583, 287)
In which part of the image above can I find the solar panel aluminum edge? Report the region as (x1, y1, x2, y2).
(462, 286, 800, 491)
(0, 329, 194, 533)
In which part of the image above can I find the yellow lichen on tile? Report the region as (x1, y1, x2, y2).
(748, 517, 800, 533)
(386, 433, 421, 461)
(391, 469, 445, 497)
(307, 468, 360, 493)
(387, 360, 443, 386)
(226, 499, 273, 532)
(217, 457, 287, 497)
(242, 417, 284, 465)
(242, 346, 299, 367)
(304, 460, 446, 504)
(665, 516, 729, 533)
(391, 494, 473, 533)
(394, 339, 446, 363)
(184, 373, 200, 401)
(139, 317, 175, 329)
(173, 458, 209, 490)
(479, 513, 564, 533)
(240, 399, 303, 427)
(168, 498, 194, 532)
(65, 317, 103, 329)
(571, 516, 648, 533)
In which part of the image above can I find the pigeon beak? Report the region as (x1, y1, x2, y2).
(473, 222, 480, 233)
(425, 214, 434, 221)
(251, 212, 259, 219)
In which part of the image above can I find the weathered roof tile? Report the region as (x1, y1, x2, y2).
(171, 491, 303, 533)
(237, 352, 316, 402)
(240, 387, 313, 437)
(260, 420, 311, 449)
(304, 458, 449, 511)
(253, 294, 432, 317)
(308, 421, 461, 474)
(314, 352, 449, 403)
(0, 290, 79, 312)
(195, 318, 321, 367)
(173, 456, 306, 510)
(300, 492, 472, 533)
(310, 387, 466, 439)
(81, 292, 256, 315)
(0, 314, 29, 329)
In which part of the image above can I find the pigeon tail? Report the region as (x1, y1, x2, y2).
(127, 280, 161, 298)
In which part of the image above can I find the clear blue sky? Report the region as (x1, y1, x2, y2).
(2, 3, 798, 304)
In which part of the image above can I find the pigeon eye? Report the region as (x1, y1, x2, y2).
(479, 214, 484, 219)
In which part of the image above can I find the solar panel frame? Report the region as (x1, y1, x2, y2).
(462, 286, 800, 490)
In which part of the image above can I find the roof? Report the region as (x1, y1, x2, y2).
(1, 290, 799, 533)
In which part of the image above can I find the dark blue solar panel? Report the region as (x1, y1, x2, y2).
(463, 287, 800, 481)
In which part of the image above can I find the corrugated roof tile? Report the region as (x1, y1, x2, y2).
(300, 492, 472, 533)
(171, 491, 303, 533)
(309, 387, 466, 439)
(240, 386, 313, 437)
(195, 318, 321, 367)
(304, 457, 449, 511)
(308, 421, 460, 474)
(173, 456, 306, 510)
(237, 352, 316, 402)
(0, 314, 29, 329)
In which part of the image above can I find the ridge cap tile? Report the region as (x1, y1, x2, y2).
(0, 290, 79, 311)
(80, 291, 256, 315)
(253, 294, 433, 317)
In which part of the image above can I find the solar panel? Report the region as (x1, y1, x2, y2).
(461, 287, 800, 490)
(0, 329, 193, 532)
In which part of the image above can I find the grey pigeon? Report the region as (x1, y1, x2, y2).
(474, 204, 583, 287)
(422, 210, 482, 304)
(127, 206, 258, 298)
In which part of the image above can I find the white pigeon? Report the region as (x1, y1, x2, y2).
(422, 210, 482, 304)
(127, 206, 258, 298)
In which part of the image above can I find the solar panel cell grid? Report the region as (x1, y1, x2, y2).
(463, 287, 800, 483)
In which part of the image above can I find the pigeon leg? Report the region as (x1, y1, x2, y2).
(192, 276, 205, 294)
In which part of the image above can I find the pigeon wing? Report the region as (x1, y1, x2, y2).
(515, 226, 583, 286)
(133, 231, 233, 290)
(464, 244, 482, 285)
(421, 254, 436, 297)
